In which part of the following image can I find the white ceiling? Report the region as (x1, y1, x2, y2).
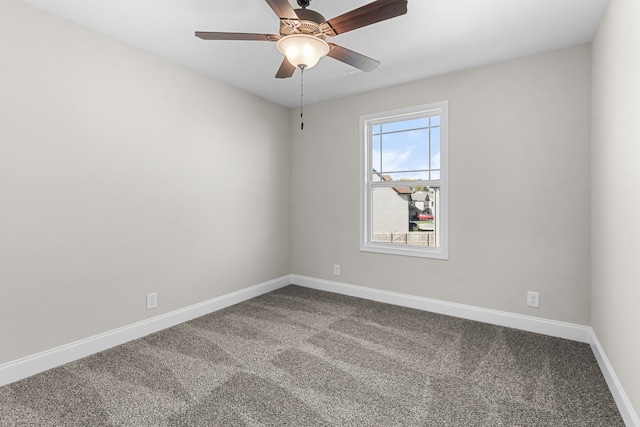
(20, 0, 608, 108)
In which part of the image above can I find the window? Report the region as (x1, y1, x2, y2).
(360, 101, 448, 259)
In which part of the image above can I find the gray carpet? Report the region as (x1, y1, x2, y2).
(0, 285, 624, 426)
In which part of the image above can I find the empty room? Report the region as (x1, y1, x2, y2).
(1, 0, 638, 425)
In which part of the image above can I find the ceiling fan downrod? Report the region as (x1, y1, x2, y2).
(296, 0, 311, 9)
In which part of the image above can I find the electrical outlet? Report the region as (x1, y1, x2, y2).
(333, 264, 341, 276)
(146, 292, 158, 310)
(527, 291, 540, 308)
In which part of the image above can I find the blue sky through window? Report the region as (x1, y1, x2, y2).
(372, 116, 441, 181)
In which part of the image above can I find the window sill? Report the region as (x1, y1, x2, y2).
(360, 242, 448, 260)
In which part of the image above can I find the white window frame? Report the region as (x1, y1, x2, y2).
(359, 101, 449, 260)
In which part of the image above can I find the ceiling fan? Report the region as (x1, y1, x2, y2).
(195, 0, 408, 78)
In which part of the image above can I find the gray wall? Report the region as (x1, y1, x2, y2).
(0, 0, 291, 364)
(592, 0, 640, 416)
(291, 45, 592, 325)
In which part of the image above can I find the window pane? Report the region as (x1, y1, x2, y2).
(381, 117, 429, 133)
(371, 185, 438, 247)
(380, 128, 429, 174)
(430, 116, 441, 126)
(430, 129, 441, 170)
(379, 171, 429, 181)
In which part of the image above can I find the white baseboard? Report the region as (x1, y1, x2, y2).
(291, 275, 592, 342)
(291, 274, 639, 426)
(0, 275, 290, 388)
(2, 274, 637, 426)
(589, 331, 640, 427)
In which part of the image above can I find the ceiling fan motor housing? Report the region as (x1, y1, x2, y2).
(280, 8, 328, 37)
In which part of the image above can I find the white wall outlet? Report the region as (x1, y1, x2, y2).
(333, 264, 341, 276)
(146, 292, 158, 310)
(527, 291, 540, 308)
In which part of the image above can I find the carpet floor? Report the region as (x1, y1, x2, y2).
(0, 285, 624, 426)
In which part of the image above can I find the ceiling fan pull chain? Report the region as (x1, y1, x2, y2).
(300, 65, 305, 130)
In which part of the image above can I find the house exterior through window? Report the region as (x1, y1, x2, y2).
(360, 101, 448, 259)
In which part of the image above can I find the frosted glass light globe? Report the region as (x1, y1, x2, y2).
(276, 34, 330, 69)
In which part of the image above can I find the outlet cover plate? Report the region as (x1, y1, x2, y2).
(527, 291, 540, 308)
(146, 292, 158, 310)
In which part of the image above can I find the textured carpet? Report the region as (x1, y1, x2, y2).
(0, 285, 624, 426)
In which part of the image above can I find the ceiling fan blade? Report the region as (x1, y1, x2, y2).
(275, 57, 297, 79)
(264, 0, 299, 19)
(325, 0, 408, 35)
(327, 43, 380, 72)
(195, 32, 279, 41)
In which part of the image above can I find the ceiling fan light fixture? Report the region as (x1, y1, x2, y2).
(276, 34, 330, 69)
